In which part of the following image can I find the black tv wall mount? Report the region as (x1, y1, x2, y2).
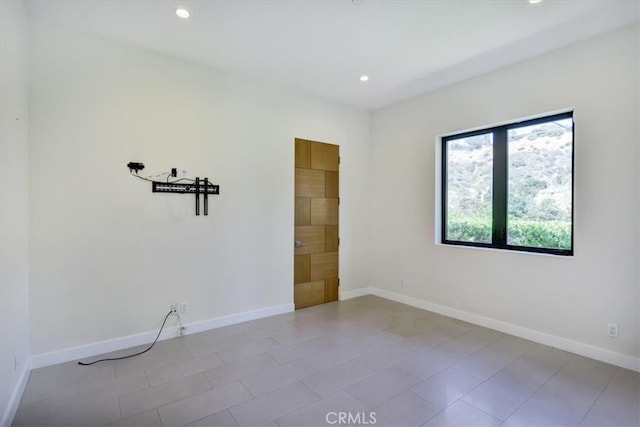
(127, 162, 219, 216)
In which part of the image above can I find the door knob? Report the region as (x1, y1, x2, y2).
(295, 240, 304, 248)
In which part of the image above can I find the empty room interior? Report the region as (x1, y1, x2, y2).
(1, 0, 639, 426)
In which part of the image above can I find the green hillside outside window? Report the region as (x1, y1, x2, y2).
(442, 112, 574, 256)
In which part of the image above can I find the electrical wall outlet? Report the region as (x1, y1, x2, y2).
(400, 279, 405, 288)
(180, 302, 188, 314)
(181, 169, 188, 177)
(14, 352, 18, 371)
(170, 303, 178, 314)
(607, 323, 618, 338)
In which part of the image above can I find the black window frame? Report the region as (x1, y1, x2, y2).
(441, 111, 574, 256)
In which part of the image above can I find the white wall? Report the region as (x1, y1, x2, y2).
(28, 23, 371, 357)
(0, 1, 31, 424)
(370, 25, 639, 364)
(20, 4, 640, 378)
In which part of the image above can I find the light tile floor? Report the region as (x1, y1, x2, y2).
(13, 296, 640, 426)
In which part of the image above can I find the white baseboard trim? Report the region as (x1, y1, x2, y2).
(1, 360, 31, 427)
(26, 289, 640, 372)
(182, 303, 294, 335)
(370, 287, 640, 372)
(31, 303, 294, 369)
(339, 287, 372, 300)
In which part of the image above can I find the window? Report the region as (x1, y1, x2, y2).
(442, 112, 573, 255)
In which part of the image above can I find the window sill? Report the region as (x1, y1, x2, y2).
(435, 242, 575, 259)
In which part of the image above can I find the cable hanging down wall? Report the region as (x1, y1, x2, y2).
(127, 162, 219, 216)
(78, 310, 173, 365)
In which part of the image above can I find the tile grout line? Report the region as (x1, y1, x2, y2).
(269, 381, 326, 425)
(576, 365, 620, 425)
(117, 394, 123, 424)
(408, 389, 445, 420)
(501, 352, 579, 424)
(155, 408, 165, 427)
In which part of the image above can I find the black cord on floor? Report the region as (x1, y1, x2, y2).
(78, 310, 173, 366)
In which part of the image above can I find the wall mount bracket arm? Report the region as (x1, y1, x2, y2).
(151, 179, 219, 216)
(127, 162, 219, 216)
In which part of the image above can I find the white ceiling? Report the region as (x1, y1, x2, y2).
(24, 0, 639, 110)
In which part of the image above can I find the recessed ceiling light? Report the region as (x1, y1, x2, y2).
(175, 8, 190, 18)
(360, 75, 369, 82)
(528, 0, 542, 4)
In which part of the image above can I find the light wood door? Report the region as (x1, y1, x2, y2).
(294, 138, 339, 309)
